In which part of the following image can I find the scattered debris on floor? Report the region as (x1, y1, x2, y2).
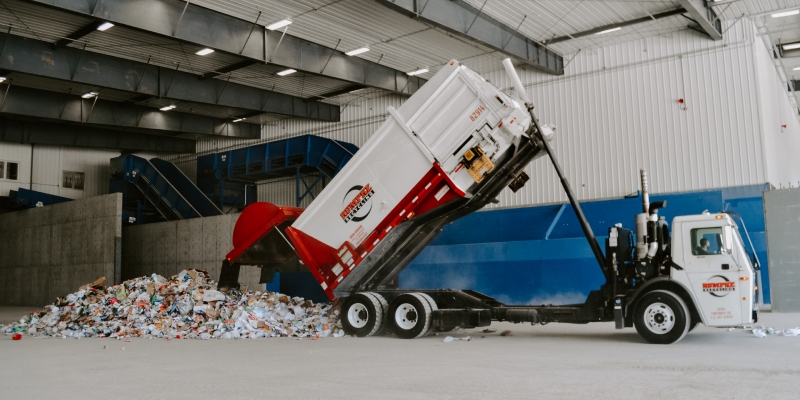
(1, 269, 342, 340)
(500, 330, 514, 336)
(443, 336, 471, 342)
(751, 327, 800, 338)
(482, 328, 497, 333)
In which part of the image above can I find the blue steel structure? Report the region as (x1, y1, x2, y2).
(197, 135, 359, 208)
(5, 188, 72, 209)
(110, 155, 222, 224)
(399, 184, 772, 305)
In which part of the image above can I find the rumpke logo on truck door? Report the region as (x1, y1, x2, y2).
(340, 184, 374, 223)
(702, 275, 735, 297)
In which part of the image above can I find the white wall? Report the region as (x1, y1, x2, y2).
(0, 143, 119, 199)
(753, 32, 800, 189)
(163, 19, 791, 209)
(0, 142, 32, 197)
(480, 19, 767, 207)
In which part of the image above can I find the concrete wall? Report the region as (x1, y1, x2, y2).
(122, 213, 262, 289)
(764, 188, 800, 312)
(0, 193, 122, 306)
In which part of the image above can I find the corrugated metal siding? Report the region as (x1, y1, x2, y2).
(31, 146, 115, 199)
(753, 28, 800, 189)
(0, 142, 32, 196)
(169, 19, 772, 210)
(0, 143, 115, 199)
(256, 175, 326, 207)
(481, 19, 767, 208)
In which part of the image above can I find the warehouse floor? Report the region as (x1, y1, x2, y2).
(1, 307, 798, 399)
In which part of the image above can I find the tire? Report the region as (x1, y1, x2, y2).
(633, 290, 691, 344)
(688, 320, 700, 332)
(341, 293, 385, 337)
(416, 293, 438, 312)
(361, 292, 388, 334)
(387, 293, 433, 339)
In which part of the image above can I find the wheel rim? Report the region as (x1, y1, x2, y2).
(394, 303, 418, 330)
(643, 302, 676, 334)
(348, 303, 369, 329)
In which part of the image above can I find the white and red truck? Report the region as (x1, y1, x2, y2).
(221, 59, 761, 344)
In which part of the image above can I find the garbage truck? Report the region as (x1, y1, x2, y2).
(220, 59, 761, 344)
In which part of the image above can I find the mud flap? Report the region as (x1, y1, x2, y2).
(218, 260, 241, 289)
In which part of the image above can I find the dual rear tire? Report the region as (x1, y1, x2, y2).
(341, 292, 387, 337)
(341, 292, 437, 339)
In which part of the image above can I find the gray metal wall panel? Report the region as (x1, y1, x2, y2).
(764, 188, 800, 312)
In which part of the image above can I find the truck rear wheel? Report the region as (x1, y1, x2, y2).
(387, 293, 433, 339)
(341, 293, 385, 337)
(634, 290, 691, 344)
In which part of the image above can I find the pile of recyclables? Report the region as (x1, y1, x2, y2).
(1, 269, 343, 340)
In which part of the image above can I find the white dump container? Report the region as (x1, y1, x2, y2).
(285, 60, 533, 298)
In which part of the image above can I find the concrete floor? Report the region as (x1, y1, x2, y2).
(1, 307, 798, 399)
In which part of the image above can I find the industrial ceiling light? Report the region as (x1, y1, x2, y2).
(345, 47, 370, 56)
(0, 77, 6, 83)
(266, 19, 292, 30)
(195, 48, 214, 56)
(783, 42, 800, 51)
(159, 105, 176, 111)
(277, 69, 297, 76)
(794, 67, 800, 71)
(406, 68, 428, 76)
(772, 10, 799, 18)
(596, 27, 622, 35)
(96, 22, 114, 31)
(81, 91, 99, 99)
(232, 118, 245, 122)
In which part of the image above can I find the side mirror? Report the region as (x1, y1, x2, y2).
(723, 226, 733, 254)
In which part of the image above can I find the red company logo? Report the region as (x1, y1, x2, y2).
(340, 184, 375, 223)
(702, 275, 735, 297)
(469, 105, 485, 122)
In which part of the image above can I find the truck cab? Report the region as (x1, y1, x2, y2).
(670, 213, 757, 328)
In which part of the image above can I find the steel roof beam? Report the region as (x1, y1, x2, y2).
(309, 85, 367, 101)
(545, 8, 687, 45)
(28, 0, 425, 94)
(0, 33, 339, 122)
(0, 119, 195, 153)
(200, 60, 260, 81)
(677, 0, 723, 40)
(376, 0, 564, 75)
(54, 20, 105, 48)
(0, 85, 262, 139)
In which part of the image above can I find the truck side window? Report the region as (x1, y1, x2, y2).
(690, 227, 723, 256)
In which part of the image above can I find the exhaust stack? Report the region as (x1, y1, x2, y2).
(640, 169, 649, 214)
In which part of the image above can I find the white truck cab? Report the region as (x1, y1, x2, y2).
(670, 212, 757, 327)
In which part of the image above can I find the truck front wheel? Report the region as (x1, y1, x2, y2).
(341, 293, 385, 337)
(633, 290, 691, 344)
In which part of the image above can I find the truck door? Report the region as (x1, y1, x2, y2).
(683, 225, 742, 326)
